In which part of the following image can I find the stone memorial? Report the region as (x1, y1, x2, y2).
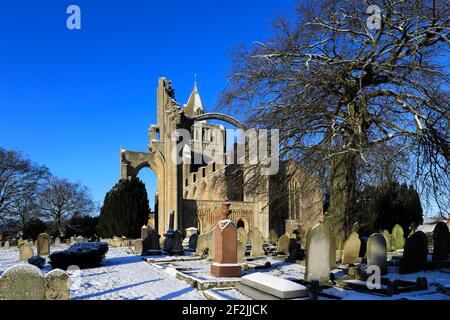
(399, 231, 428, 274)
(432, 221, 449, 262)
(4, 241, 10, 249)
(54, 237, 61, 246)
(188, 233, 198, 251)
(171, 230, 184, 256)
(237, 227, 248, 246)
(392, 224, 405, 251)
(367, 233, 387, 275)
(142, 229, 161, 256)
(383, 230, 392, 252)
(237, 239, 246, 263)
(250, 227, 265, 257)
(19, 243, 34, 260)
(285, 238, 304, 263)
(37, 233, 50, 256)
(210, 201, 241, 277)
(269, 229, 278, 245)
(341, 232, 361, 264)
(0, 264, 46, 300)
(134, 239, 143, 255)
(276, 234, 290, 255)
(182, 227, 198, 248)
(44, 269, 70, 300)
(305, 223, 331, 282)
(240, 272, 308, 299)
(330, 232, 336, 268)
(141, 225, 149, 241)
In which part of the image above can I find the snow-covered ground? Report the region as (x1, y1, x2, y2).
(0, 245, 448, 300)
(0, 245, 205, 300)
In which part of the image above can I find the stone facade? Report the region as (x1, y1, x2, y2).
(119, 77, 323, 240)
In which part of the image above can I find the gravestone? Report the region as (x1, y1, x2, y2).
(54, 237, 61, 246)
(359, 236, 368, 258)
(383, 230, 392, 252)
(211, 219, 241, 277)
(19, 243, 34, 260)
(342, 232, 361, 264)
(305, 223, 331, 282)
(399, 231, 428, 274)
(11, 238, 17, 246)
(134, 239, 143, 255)
(75, 236, 84, 243)
(240, 273, 308, 299)
(330, 232, 336, 268)
(18, 238, 24, 246)
(367, 233, 387, 275)
(141, 225, 149, 241)
(37, 233, 50, 256)
(276, 234, 290, 255)
(352, 222, 361, 233)
(171, 230, 184, 256)
(250, 227, 265, 257)
(164, 211, 175, 237)
(237, 227, 248, 245)
(188, 233, 198, 251)
(432, 221, 449, 262)
(285, 238, 304, 263)
(237, 239, 246, 263)
(392, 224, 405, 251)
(4, 241, 10, 249)
(196, 229, 213, 255)
(269, 229, 278, 245)
(0, 264, 46, 300)
(44, 269, 70, 300)
(182, 227, 198, 248)
(208, 227, 216, 260)
(142, 229, 161, 256)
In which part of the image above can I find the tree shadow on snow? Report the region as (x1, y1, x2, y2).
(101, 255, 147, 267)
(155, 286, 196, 300)
(72, 278, 163, 300)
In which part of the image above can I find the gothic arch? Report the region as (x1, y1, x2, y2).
(191, 113, 247, 131)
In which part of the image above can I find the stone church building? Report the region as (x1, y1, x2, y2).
(120, 77, 323, 239)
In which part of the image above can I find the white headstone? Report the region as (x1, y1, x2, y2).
(305, 223, 331, 282)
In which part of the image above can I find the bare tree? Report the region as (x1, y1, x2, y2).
(0, 147, 49, 228)
(39, 176, 97, 236)
(221, 0, 449, 240)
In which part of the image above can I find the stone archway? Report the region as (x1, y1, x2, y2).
(191, 113, 248, 131)
(120, 150, 165, 233)
(237, 219, 245, 229)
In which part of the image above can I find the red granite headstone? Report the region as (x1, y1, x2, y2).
(210, 200, 241, 277)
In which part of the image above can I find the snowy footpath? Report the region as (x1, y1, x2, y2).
(0, 246, 206, 300)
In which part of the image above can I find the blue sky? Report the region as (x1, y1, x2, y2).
(0, 0, 296, 211)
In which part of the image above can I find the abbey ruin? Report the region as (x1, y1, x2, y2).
(120, 78, 323, 239)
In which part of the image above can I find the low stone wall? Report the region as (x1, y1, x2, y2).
(101, 238, 134, 248)
(0, 264, 70, 300)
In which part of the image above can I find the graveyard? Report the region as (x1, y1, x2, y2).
(0, 204, 448, 300)
(1, 0, 449, 307)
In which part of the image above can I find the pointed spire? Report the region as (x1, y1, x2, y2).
(185, 77, 204, 116)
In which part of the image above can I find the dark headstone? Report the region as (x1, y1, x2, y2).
(432, 222, 449, 262)
(359, 237, 368, 258)
(399, 231, 428, 274)
(285, 238, 304, 263)
(188, 233, 198, 251)
(171, 230, 184, 256)
(142, 229, 161, 256)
